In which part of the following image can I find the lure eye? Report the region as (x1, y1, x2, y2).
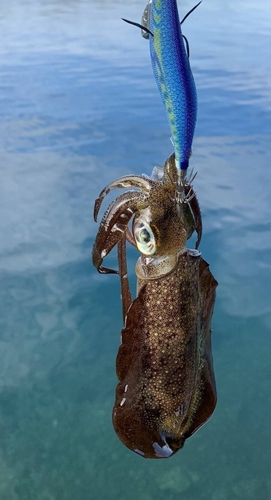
(133, 220, 156, 256)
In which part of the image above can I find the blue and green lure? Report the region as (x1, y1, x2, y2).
(123, 0, 200, 175)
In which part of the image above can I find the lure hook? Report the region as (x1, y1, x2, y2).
(180, 1, 202, 25)
(121, 18, 153, 37)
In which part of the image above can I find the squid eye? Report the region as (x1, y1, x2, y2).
(133, 220, 156, 255)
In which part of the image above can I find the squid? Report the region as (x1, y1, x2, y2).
(92, 154, 217, 459)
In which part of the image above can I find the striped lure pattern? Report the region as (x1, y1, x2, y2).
(145, 0, 197, 171)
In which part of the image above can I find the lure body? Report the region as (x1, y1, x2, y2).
(145, 0, 198, 171)
(92, 154, 217, 459)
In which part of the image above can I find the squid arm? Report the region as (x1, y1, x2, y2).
(92, 191, 147, 274)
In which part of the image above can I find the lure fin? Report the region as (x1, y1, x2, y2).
(141, 0, 152, 39)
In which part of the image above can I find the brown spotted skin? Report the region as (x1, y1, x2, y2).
(113, 252, 217, 459)
(92, 153, 218, 458)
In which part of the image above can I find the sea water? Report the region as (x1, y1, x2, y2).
(1, 1, 271, 499)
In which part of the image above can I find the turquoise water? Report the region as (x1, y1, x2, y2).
(1, 0, 271, 498)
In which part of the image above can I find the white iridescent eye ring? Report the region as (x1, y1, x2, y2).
(133, 220, 156, 256)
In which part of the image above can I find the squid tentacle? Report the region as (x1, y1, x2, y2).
(117, 236, 132, 323)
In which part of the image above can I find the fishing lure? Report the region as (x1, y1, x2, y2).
(123, 0, 200, 176)
(92, 154, 217, 459)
